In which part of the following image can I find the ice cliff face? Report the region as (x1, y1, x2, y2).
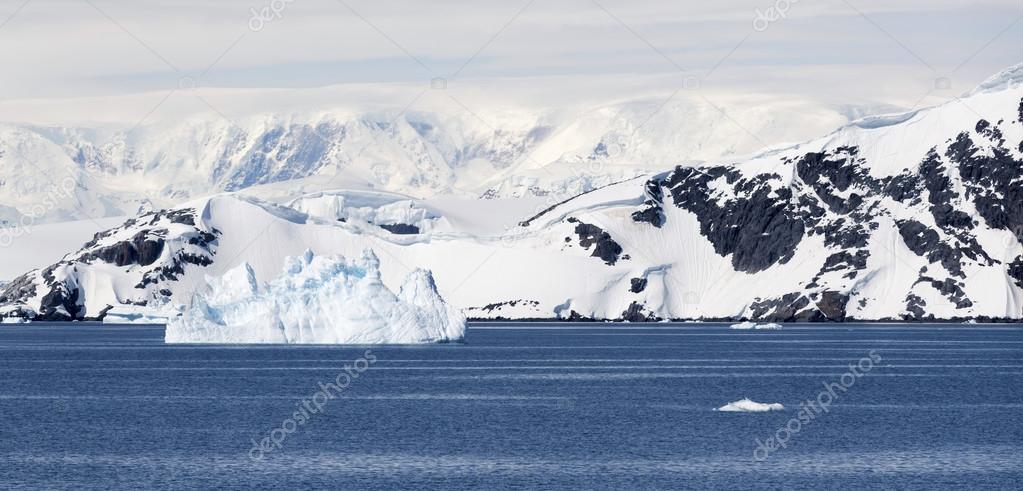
(165, 250, 465, 344)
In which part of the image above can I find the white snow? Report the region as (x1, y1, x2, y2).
(164, 249, 465, 344)
(0, 216, 126, 280)
(730, 322, 782, 330)
(288, 191, 442, 235)
(716, 398, 785, 412)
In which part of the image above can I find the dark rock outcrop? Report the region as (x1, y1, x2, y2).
(0, 208, 219, 321)
(472, 299, 540, 313)
(816, 291, 849, 320)
(631, 180, 665, 227)
(620, 301, 660, 322)
(1010, 257, 1023, 289)
(84, 230, 166, 267)
(660, 167, 804, 273)
(748, 290, 848, 322)
(904, 294, 928, 320)
(379, 223, 421, 235)
(917, 276, 973, 309)
(570, 218, 624, 265)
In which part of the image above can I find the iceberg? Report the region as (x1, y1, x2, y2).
(165, 249, 465, 344)
(716, 398, 785, 412)
(730, 321, 782, 330)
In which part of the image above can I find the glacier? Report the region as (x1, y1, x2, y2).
(164, 249, 465, 344)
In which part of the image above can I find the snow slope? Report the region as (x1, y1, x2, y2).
(2, 64, 1022, 322)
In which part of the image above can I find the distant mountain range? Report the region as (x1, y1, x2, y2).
(1, 63, 1021, 322)
(0, 92, 865, 224)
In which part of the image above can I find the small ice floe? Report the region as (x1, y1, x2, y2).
(1, 317, 30, 324)
(716, 398, 785, 412)
(730, 321, 782, 330)
(962, 319, 978, 325)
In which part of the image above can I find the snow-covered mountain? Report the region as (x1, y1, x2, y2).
(2, 64, 1021, 322)
(0, 93, 857, 224)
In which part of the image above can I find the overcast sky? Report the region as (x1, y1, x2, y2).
(0, 0, 1020, 122)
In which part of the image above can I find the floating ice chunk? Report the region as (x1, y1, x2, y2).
(103, 296, 180, 324)
(165, 249, 465, 344)
(730, 321, 782, 330)
(1, 317, 30, 324)
(103, 306, 174, 324)
(716, 398, 785, 412)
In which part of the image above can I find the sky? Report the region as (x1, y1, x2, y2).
(0, 0, 1020, 123)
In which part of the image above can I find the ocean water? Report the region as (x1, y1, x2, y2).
(0, 323, 1021, 490)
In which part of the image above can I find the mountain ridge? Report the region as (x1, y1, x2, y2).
(1, 64, 1022, 322)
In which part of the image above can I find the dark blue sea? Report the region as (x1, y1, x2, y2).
(1, 323, 1021, 490)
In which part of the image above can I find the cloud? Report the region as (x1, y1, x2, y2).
(0, 0, 1019, 116)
